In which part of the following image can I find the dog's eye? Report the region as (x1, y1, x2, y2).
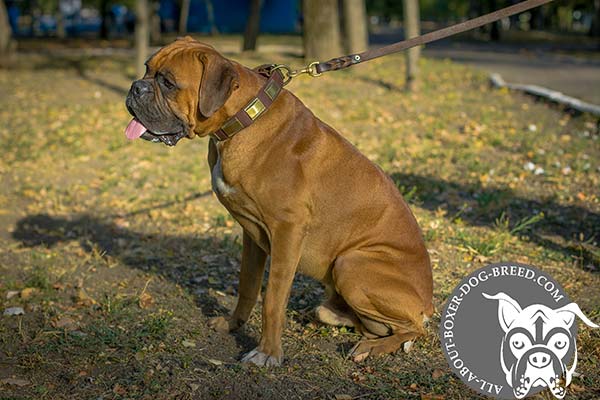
(512, 340, 525, 350)
(554, 340, 566, 350)
(548, 332, 570, 353)
(509, 332, 531, 352)
(163, 77, 175, 90)
(158, 74, 176, 90)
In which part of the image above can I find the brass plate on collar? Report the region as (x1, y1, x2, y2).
(221, 117, 244, 136)
(265, 81, 281, 100)
(244, 98, 266, 120)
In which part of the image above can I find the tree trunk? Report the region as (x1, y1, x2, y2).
(530, 5, 545, 30)
(56, 12, 66, 39)
(303, 0, 341, 61)
(0, 0, 14, 67)
(205, 0, 218, 35)
(179, 0, 190, 35)
(402, 0, 420, 91)
(591, 0, 600, 40)
(100, 0, 110, 39)
(489, 0, 501, 41)
(342, 0, 368, 54)
(151, 1, 161, 43)
(135, 0, 150, 78)
(242, 0, 261, 51)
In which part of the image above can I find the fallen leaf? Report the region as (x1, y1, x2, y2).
(1, 377, 30, 386)
(182, 339, 196, 348)
(75, 278, 84, 289)
(334, 395, 352, 400)
(207, 358, 223, 366)
(189, 383, 200, 391)
(409, 383, 418, 391)
(5, 290, 19, 299)
(421, 395, 445, 400)
(52, 316, 79, 331)
(113, 383, 127, 395)
(138, 292, 154, 309)
(74, 289, 97, 306)
(20, 287, 37, 299)
(3, 307, 25, 316)
(432, 368, 445, 379)
(570, 383, 585, 392)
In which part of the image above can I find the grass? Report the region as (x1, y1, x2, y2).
(0, 35, 599, 399)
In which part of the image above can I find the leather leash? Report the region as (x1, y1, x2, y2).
(275, 0, 554, 80)
(211, 0, 554, 142)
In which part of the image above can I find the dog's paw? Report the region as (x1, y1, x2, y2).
(348, 340, 372, 362)
(241, 348, 282, 367)
(208, 316, 239, 333)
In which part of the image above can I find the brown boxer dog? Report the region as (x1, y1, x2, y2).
(125, 37, 433, 366)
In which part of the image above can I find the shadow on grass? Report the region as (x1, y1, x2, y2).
(10, 212, 262, 354)
(390, 172, 599, 269)
(19, 53, 134, 96)
(10, 191, 326, 355)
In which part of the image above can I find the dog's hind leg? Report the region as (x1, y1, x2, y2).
(331, 251, 433, 360)
(315, 289, 358, 328)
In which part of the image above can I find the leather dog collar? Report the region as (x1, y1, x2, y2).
(211, 65, 285, 141)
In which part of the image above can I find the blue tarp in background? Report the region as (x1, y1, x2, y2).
(5, 0, 299, 36)
(179, 0, 298, 34)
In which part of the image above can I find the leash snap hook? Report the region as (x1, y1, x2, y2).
(293, 61, 322, 78)
(271, 62, 322, 85)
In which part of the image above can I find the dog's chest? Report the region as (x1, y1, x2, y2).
(210, 150, 236, 197)
(208, 141, 265, 234)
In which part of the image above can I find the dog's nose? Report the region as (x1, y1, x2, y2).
(528, 351, 551, 368)
(132, 80, 152, 97)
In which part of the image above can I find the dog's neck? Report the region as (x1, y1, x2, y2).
(213, 64, 296, 154)
(223, 64, 267, 118)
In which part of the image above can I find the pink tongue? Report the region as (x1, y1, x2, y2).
(125, 118, 147, 140)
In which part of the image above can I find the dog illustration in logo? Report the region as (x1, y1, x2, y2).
(483, 292, 598, 399)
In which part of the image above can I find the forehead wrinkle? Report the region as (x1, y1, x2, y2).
(150, 39, 216, 69)
(148, 44, 183, 69)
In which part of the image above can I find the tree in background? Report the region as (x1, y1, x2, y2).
(242, 0, 261, 51)
(403, 0, 420, 91)
(151, 1, 161, 43)
(135, 0, 149, 77)
(0, 0, 14, 66)
(179, 0, 190, 34)
(341, 0, 368, 53)
(99, 0, 109, 38)
(303, 0, 341, 61)
(591, 0, 600, 39)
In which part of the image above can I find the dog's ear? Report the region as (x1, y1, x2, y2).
(198, 53, 239, 118)
(555, 303, 599, 329)
(483, 292, 522, 332)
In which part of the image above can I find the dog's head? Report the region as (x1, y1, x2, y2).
(125, 37, 240, 146)
(484, 292, 598, 399)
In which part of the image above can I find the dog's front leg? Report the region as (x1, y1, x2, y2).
(209, 230, 267, 332)
(242, 222, 305, 367)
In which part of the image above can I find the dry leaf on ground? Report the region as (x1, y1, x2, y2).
(1, 377, 30, 387)
(138, 292, 154, 309)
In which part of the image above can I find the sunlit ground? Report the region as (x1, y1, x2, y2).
(0, 36, 598, 399)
